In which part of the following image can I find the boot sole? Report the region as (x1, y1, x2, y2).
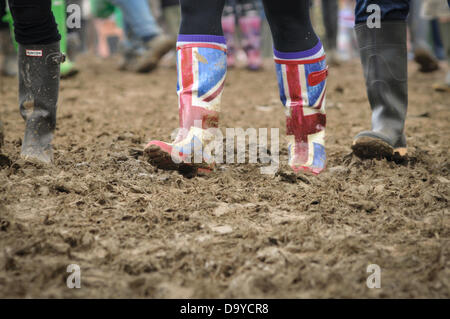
(290, 165, 324, 176)
(352, 136, 407, 162)
(144, 143, 212, 176)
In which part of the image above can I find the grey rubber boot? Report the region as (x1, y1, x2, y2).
(352, 22, 408, 161)
(19, 41, 64, 164)
(0, 29, 18, 77)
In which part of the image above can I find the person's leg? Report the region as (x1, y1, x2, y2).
(433, 19, 450, 92)
(352, 0, 409, 161)
(51, 0, 78, 78)
(321, 0, 338, 50)
(263, 0, 319, 52)
(161, 0, 181, 38)
(110, 0, 174, 73)
(236, 0, 262, 70)
(9, 0, 63, 163)
(222, 0, 237, 67)
(109, 0, 161, 41)
(321, 0, 340, 65)
(409, 0, 439, 73)
(0, 0, 17, 76)
(262, 0, 327, 174)
(0, 0, 8, 30)
(145, 0, 227, 173)
(9, 0, 60, 44)
(0, 0, 8, 148)
(431, 19, 446, 60)
(118, 20, 143, 70)
(409, 0, 432, 52)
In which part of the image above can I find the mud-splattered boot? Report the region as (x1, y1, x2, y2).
(274, 41, 328, 175)
(0, 29, 17, 77)
(19, 42, 64, 164)
(145, 35, 227, 174)
(239, 13, 263, 70)
(352, 22, 408, 161)
(222, 14, 237, 68)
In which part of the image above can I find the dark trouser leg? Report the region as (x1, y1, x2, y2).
(9, 0, 60, 45)
(179, 0, 225, 35)
(263, 0, 328, 174)
(352, 0, 409, 160)
(9, 0, 63, 163)
(262, 0, 318, 52)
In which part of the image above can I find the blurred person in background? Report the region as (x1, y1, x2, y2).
(52, 0, 79, 78)
(336, 0, 359, 61)
(409, 0, 440, 73)
(319, 0, 341, 66)
(93, 0, 174, 73)
(222, 0, 263, 70)
(0, 0, 17, 76)
(66, 0, 89, 61)
(422, 0, 450, 92)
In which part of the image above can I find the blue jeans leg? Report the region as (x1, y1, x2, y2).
(355, 0, 410, 24)
(109, 0, 161, 41)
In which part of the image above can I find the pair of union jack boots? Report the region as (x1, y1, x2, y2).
(145, 34, 328, 175)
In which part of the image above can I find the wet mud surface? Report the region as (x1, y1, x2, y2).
(0, 56, 448, 298)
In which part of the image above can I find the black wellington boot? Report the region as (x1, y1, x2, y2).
(352, 22, 408, 161)
(19, 42, 64, 164)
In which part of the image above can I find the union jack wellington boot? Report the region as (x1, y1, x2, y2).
(352, 22, 408, 161)
(238, 13, 263, 71)
(274, 41, 328, 175)
(145, 35, 227, 173)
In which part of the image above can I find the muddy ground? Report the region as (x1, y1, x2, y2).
(0, 55, 448, 298)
